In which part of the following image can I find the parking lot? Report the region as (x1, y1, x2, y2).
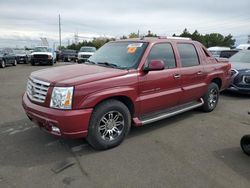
(0, 63, 249, 188)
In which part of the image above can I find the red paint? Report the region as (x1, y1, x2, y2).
(22, 38, 231, 138)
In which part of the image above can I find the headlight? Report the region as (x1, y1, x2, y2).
(243, 75, 250, 84)
(48, 55, 52, 59)
(50, 87, 74, 109)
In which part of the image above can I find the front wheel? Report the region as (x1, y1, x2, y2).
(0, 60, 6, 68)
(201, 83, 219, 112)
(241, 135, 250, 156)
(87, 100, 131, 150)
(13, 59, 17, 66)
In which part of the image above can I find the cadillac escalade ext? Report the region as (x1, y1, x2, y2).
(22, 37, 231, 150)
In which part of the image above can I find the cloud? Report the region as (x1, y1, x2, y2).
(0, 0, 249, 47)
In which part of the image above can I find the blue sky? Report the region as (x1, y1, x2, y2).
(0, 0, 249, 48)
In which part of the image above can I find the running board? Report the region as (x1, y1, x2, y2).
(140, 98, 204, 125)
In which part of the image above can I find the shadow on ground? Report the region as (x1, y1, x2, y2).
(213, 147, 250, 181)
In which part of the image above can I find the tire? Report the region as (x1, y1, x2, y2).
(31, 60, 35, 66)
(87, 99, 131, 150)
(13, 59, 17, 66)
(0, 60, 6, 68)
(201, 83, 219, 112)
(50, 60, 54, 66)
(241, 135, 250, 156)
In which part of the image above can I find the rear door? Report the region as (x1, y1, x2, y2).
(138, 43, 182, 115)
(177, 43, 206, 104)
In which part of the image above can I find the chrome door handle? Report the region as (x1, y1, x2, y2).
(197, 71, 203, 75)
(174, 74, 181, 79)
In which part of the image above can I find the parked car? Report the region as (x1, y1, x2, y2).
(218, 50, 239, 58)
(229, 50, 250, 94)
(237, 44, 250, 50)
(30, 46, 56, 66)
(77, 46, 96, 63)
(14, 49, 29, 64)
(60, 49, 77, 62)
(22, 38, 231, 150)
(0, 48, 17, 68)
(240, 110, 250, 156)
(207, 46, 232, 58)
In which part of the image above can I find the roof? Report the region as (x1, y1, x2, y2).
(116, 36, 193, 43)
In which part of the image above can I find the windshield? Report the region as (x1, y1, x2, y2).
(229, 50, 250, 64)
(80, 47, 96, 52)
(14, 49, 25, 54)
(33, 47, 48, 52)
(88, 41, 148, 69)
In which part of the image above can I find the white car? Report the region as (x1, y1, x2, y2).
(236, 44, 250, 50)
(31, 46, 56, 66)
(78, 46, 96, 63)
(207, 46, 231, 58)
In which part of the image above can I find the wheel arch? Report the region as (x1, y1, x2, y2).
(93, 96, 135, 117)
(211, 77, 222, 90)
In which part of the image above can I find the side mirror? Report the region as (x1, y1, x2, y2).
(144, 60, 165, 71)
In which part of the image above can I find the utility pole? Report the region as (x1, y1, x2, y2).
(59, 14, 62, 50)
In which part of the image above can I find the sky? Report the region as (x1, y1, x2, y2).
(0, 0, 250, 48)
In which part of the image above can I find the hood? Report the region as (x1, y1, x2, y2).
(30, 64, 128, 86)
(231, 62, 250, 71)
(32, 52, 53, 56)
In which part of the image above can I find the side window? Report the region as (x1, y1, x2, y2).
(147, 43, 176, 69)
(177, 43, 200, 67)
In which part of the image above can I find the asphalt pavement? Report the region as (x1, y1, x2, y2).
(0, 63, 249, 188)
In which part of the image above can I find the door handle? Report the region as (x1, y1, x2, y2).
(197, 71, 203, 75)
(173, 74, 181, 79)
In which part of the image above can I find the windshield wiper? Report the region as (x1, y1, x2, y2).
(97, 61, 120, 68)
(85, 59, 96, 65)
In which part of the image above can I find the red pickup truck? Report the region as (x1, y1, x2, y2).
(22, 37, 231, 150)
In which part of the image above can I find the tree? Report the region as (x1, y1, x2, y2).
(145, 30, 157, 37)
(129, 32, 138, 38)
(176, 29, 235, 48)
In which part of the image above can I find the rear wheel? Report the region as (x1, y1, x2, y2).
(87, 100, 131, 150)
(241, 135, 250, 156)
(0, 60, 6, 68)
(202, 83, 219, 112)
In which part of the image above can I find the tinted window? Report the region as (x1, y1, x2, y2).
(89, 42, 148, 69)
(177, 44, 199, 67)
(147, 43, 176, 68)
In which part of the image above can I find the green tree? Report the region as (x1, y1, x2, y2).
(129, 32, 138, 38)
(177, 29, 235, 48)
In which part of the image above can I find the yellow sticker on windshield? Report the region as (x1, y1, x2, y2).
(127, 47, 137, 54)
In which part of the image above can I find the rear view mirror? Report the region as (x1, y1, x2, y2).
(144, 60, 165, 71)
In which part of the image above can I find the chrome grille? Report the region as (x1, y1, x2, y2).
(81, 55, 91, 58)
(26, 78, 50, 103)
(231, 69, 239, 78)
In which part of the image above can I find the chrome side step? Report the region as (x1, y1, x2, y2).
(141, 98, 204, 125)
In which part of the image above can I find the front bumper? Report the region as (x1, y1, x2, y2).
(22, 93, 93, 138)
(31, 58, 53, 64)
(228, 84, 250, 94)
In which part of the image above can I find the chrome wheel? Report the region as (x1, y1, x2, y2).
(208, 88, 218, 108)
(98, 111, 125, 141)
(13, 59, 17, 66)
(1, 60, 5, 68)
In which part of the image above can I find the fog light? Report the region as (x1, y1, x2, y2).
(51, 126, 60, 133)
